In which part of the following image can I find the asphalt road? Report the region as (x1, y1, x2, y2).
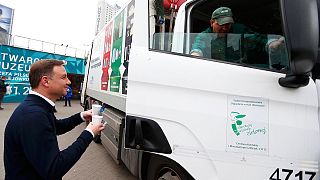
(0, 100, 138, 180)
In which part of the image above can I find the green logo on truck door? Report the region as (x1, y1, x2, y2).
(230, 112, 245, 136)
(230, 111, 266, 136)
(227, 96, 269, 155)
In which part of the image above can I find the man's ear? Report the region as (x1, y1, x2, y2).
(40, 76, 50, 88)
(210, 19, 214, 27)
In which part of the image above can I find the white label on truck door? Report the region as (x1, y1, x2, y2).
(226, 96, 269, 155)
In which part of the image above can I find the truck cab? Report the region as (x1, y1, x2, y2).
(82, 0, 320, 179)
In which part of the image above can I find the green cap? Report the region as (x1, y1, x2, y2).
(211, 7, 234, 25)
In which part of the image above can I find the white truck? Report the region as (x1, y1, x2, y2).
(81, 0, 320, 179)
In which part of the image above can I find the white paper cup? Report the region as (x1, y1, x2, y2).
(92, 115, 103, 124)
(92, 104, 102, 116)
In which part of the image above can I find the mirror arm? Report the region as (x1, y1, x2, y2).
(278, 74, 310, 88)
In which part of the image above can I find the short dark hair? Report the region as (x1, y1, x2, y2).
(29, 59, 65, 89)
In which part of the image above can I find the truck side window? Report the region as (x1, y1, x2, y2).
(149, 0, 289, 72)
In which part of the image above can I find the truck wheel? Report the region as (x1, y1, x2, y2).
(93, 134, 101, 144)
(146, 155, 194, 180)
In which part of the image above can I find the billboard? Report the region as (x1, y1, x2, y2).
(0, 45, 85, 102)
(0, 4, 14, 45)
(109, 9, 124, 92)
(122, 0, 135, 94)
(87, 2, 135, 97)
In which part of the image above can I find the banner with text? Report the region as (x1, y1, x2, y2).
(0, 45, 85, 102)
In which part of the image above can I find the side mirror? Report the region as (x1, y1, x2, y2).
(279, 0, 319, 88)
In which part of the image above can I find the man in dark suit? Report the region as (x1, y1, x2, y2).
(4, 59, 105, 180)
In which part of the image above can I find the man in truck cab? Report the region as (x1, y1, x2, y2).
(190, 7, 284, 65)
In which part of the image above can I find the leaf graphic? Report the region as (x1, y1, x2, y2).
(235, 115, 246, 119)
(231, 124, 240, 136)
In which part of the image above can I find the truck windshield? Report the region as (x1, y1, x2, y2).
(149, 0, 289, 72)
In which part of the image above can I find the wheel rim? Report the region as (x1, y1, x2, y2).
(157, 167, 182, 180)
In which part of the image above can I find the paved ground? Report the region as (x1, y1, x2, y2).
(0, 100, 138, 180)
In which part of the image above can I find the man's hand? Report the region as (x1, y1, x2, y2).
(268, 37, 285, 50)
(86, 122, 105, 137)
(82, 110, 92, 122)
(191, 52, 201, 56)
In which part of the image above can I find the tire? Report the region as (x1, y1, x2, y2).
(147, 155, 194, 180)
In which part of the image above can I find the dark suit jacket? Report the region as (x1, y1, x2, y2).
(4, 94, 93, 180)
